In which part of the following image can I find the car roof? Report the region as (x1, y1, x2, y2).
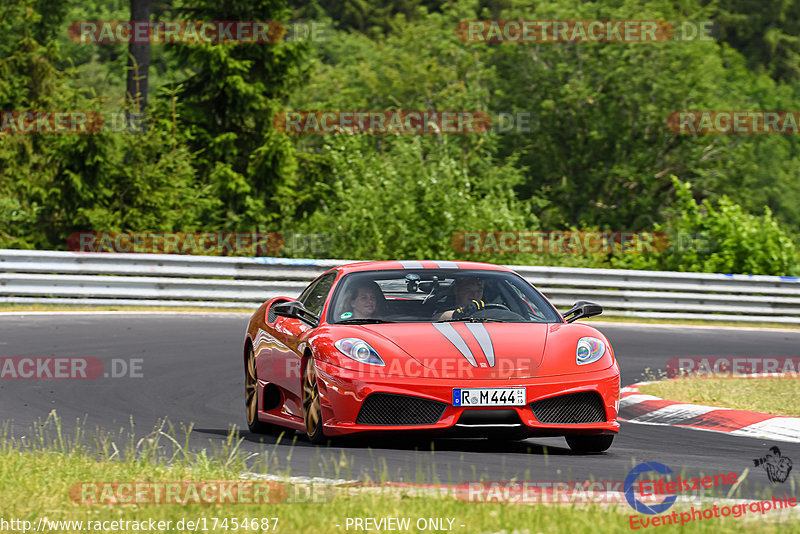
(330, 260, 514, 275)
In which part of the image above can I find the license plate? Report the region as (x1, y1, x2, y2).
(452, 387, 526, 407)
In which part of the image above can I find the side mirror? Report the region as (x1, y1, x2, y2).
(273, 301, 319, 327)
(563, 300, 602, 323)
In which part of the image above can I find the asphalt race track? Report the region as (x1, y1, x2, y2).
(1, 313, 798, 500)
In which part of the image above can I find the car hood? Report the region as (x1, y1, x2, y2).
(360, 322, 549, 379)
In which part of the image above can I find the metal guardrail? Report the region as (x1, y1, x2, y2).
(1, 249, 799, 323)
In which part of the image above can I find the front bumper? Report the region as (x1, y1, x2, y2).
(315, 360, 620, 437)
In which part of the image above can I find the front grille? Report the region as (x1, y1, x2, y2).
(531, 391, 606, 424)
(356, 393, 446, 425)
(457, 409, 522, 426)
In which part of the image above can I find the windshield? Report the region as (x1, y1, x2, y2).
(326, 269, 562, 324)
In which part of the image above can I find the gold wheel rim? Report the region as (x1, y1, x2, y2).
(245, 348, 258, 424)
(303, 358, 321, 436)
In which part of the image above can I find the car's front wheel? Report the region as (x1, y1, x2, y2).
(302, 354, 326, 444)
(565, 434, 614, 453)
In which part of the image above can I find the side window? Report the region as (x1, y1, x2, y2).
(503, 280, 541, 319)
(299, 272, 337, 317)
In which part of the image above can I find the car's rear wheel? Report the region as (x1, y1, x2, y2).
(245, 345, 273, 433)
(565, 434, 614, 453)
(303, 355, 325, 444)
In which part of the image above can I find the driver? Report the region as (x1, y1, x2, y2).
(436, 276, 485, 320)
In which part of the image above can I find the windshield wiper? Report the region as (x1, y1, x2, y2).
(336, 318, 397, 324)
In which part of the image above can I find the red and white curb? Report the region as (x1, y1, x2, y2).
(620, 380, 800, 443)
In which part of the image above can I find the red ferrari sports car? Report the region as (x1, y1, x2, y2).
(243, 260, 620, 452)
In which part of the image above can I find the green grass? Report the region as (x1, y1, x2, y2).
(0, 414, 798, 533)
(638, 378, 800, 416)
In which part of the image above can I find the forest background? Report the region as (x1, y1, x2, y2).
(2, 0, 800, 275)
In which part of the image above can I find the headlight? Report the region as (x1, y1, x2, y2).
(334, 338, 385, 366)
(576, 337, 605, 365)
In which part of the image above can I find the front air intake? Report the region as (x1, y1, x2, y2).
(356, 393, 446, 425)
(530, 391, 606, 424)
(457, 409, 522, 426)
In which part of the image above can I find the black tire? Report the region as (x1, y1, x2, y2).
(245, 345, 273, 433)
(565, 434, 614, 453)
(302, 354, 326, 444)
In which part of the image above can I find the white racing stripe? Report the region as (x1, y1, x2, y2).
(433, 261, 459, 269)
(399, 261, 424, 269)
(465, 322, 495, 367)
(432, 323, 478, 367)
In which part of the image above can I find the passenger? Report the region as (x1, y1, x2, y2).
(346, 281, 383, 319)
